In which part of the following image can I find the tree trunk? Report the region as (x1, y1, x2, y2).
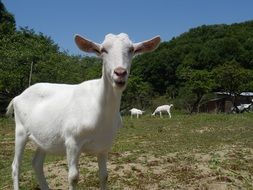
(190, 93, 203, 114)
(231, 94, 240, 113)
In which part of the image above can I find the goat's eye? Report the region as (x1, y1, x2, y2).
(128, 47, 134, 54)
(101, 48, 108, 54)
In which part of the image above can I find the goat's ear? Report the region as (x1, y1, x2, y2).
(74, 34, 101, 55)
(133, 36, 161, 55)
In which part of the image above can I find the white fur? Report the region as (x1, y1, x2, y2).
(152, 104, 173, 118)
(232, 103, 252, 113)
(7, 33, 160, 190)
(129, 108, 145, 118)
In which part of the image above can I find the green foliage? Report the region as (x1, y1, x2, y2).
(0, 1, 15, 35)
(79, 57, 102, 81)
(213, 60, 252, 95)
(178, 68, 215, 95)
(0, 28, 59, 95)
(177, 68, 216, 112)
(121, 76, 153, 110)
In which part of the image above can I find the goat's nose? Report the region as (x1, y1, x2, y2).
(114, 67, 127, 77)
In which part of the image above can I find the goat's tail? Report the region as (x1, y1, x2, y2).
(6, 99, 14, 117)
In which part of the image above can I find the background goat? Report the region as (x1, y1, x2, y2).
(152, 104, 173, 118)
(129, 108, 145, 118)
(6, 33, 160, 190)
(231, 102, 253, 113)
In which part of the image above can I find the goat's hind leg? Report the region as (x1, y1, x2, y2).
(12, 123, 28, 190)
(32, 148, 49, 190)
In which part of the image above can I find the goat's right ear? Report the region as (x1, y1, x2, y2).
(74, 34, 101, 55)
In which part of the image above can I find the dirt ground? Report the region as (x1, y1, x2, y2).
(40, 145, 253, 190)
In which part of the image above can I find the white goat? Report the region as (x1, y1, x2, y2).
(129, 108, 145, 118)
(232, 103, 252, 113)
(152, 104, 173, 118)
(6, 33, 160, 190)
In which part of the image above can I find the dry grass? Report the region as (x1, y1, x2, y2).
(1, 113, 253, 189)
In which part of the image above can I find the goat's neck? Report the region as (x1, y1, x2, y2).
(100, 72, 122, 115)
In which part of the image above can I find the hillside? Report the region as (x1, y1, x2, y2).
(127, 21, 253, 111)
(131, 21, 253, 94)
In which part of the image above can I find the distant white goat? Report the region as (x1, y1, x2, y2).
(6, 33, 160, 190)
(232, 103, 252, 113)
(152, 104, 173, 118)
(129, 108, 145, 118)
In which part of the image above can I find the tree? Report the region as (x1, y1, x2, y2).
(213, 60, 252, 109)
(121, 76, 153, 111)
(0, 0, 16, 35)
(177, 67, 215, 113)
(0, 28, 60, 96)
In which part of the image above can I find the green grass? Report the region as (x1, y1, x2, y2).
(1, 113, 253, 189)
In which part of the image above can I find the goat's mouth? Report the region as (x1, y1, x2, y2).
(114, 80, 126, 88)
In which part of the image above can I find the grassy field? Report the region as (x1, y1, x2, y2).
(0, 113, 253, 189)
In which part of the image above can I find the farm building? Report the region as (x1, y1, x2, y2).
(200, 92, 253, 113)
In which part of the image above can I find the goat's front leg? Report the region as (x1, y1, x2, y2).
(159, 111, 163, 118)
(167, 111, 171, 118)
(97, 152, 108, 190)
(66, 138, 81, 190)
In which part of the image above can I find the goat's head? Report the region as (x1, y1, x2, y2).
(75, 33, 160, 91)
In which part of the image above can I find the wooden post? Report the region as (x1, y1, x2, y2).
(28, 61, 33, 87)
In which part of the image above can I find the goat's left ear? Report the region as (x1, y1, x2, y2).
(133, 36, 161, 55)
(74, 34, 101, 55)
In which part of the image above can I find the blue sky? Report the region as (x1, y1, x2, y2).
(2, 0, 253, 55)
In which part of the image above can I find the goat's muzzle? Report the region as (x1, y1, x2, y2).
(113, 67, 127, 88)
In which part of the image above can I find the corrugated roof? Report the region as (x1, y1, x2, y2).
(240, 92, 253, 96)
(215, 92, 253, 96)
